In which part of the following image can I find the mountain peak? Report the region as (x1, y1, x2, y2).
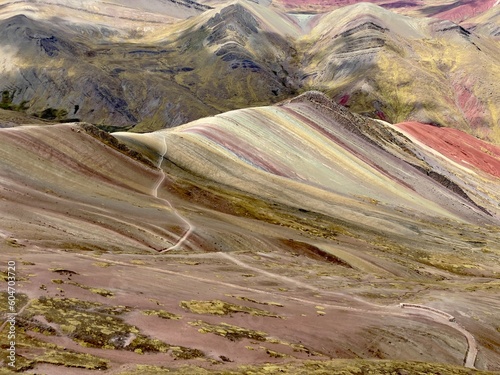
(204, 2, 260, 46)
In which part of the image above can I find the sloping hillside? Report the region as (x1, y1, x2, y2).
(2, 93, 499, 372)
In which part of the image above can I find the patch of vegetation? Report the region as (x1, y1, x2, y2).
(34, 107, 68, 120)
(188, 320, 320, 357)
(4, 237, 24, 248)
(93, 262, 112, 268)
(226, 294, 284, 307)
(265, 349, 287, 358)
(130, 260, 147, 265)
(115, 359, 500, 374)
(16, 315, 57, 336)
(23, 297, 203, 359)
(0, 270, 26, 283)
(297, 360, 494, 373)
(56, 241, 110, 252)
(0, 292, 29, 313)
(160, 167, 357, 245)
(67, 281, 114, 297)
(96, 123, 134, 133)
(142, 309, 183, 320)
(28, 107, 68, 121)
(0, 316, 108, 372)
(189, 321, 268, 342)
(115, 365, 203, 375)
(80, 123, 157, 169)
(420, 255, 483, 277)
(180, 300, 282, 318)
(94, 305, 132, 315)
(169, 346, 205, 360)
(33, 350, 108, 370)
(48, 276, 114, 297)
(0, 90, 12, 108)
(0, 90, 28, 112)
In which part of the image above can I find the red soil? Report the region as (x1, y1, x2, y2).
(396, 121, 500, 178)
(452, 79, 485, 130)
(339, 94, 350, 106)
(375, 110, 387, 121)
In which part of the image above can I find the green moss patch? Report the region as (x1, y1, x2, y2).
(188, 321, 320, 357)
(23, 297, 204, 359)
(0, 292, 29, 313)
(0, 317, 108, 372)
(16, 315, 57, 336)
(34, 107, 69, 120)
(49, 270, 113, 297)
(93, 262, 112, 268)
(180, 300, 281, 318)
(34, 350, 108, 370)
(4, 237, 24, 248)
(265, 349, 288, 358)
(65, 280, 114, 297)
(96, 305, 132, 315)
(0, 90, 28, 112)
(226, 294, 284, 307)
(143, 309, 183, 320)
(189, 321, 268, 342)
(0, 271, 28, 283)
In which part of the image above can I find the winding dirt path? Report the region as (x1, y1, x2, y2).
(219, 252, 479, 369)
(152, 135, 194, 252)
(400, 304, 478, 368)
(217, 252, 376, 307)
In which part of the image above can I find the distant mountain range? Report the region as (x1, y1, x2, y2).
(0, 0, 499, 143)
